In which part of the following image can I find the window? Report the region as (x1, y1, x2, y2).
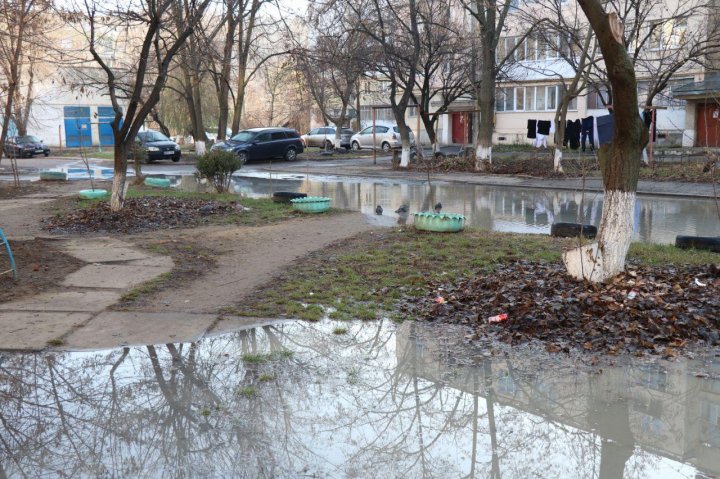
(309, 128, 319, 135)
(525, 87, 535, 111)
(546, 86, 557, 110)
(376, 126, 389, 133)
(649, 18, 687, 50)
(360, 126, 373, 135)
(408, 106, 417, 117)
(271, 132, 286, 140)
(515, 87, 525, 111)
(586, 85, 610, 109)
(535, 86, 545, 110)
(496, 88, 506, 112)
(256, 132, 271, 142)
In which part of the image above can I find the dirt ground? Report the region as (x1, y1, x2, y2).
(0, 180, 374, 314)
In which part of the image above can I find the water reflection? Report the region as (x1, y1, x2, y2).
(1, 321, 718, 478)
(170, 173, 720, 244)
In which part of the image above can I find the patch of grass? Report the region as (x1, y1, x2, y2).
(628, 242, 719, 266)
(236, 228, 719, 323)
(242, 353, 271, 364)
(201, 408, 212, 417)
(238, 386, 257, 397)
(258, 374, 275, 382)
(46, 338, 65, 346)
(333, 327, 348, 335)
(120, 272, 172, 302)
(237, 229, 571, 321)
(241, 350, 293, 364)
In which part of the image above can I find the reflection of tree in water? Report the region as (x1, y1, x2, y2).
(0, 321, 712, 478)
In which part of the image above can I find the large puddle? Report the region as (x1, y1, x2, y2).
(1, 320, 719, 478)
(171, 173, 720, 244)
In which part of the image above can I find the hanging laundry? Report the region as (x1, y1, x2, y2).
(564, 120, 573, 147)
(527, 119, 537, 139)
(581, 116, 595, 152)
(597, 114, 614, 145)
(537, 120, 551, 136)
(569, 119, 581, 150)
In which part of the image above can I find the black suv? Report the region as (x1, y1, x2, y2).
(136, 130, 181, 163)
(3, 135, 50, 158)
(210, 128, 304, 162)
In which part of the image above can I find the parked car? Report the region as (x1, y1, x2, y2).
(350, 125, 416, 152)
(211, 127, 304, 162)
(136, 130, 181, 163)
(301, 126, 355, 149)
(3, 135, 50, 158)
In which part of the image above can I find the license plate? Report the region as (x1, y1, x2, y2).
(35, 149, 43, 153)
(164, 150, 174, 155)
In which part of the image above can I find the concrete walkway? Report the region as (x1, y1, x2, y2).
(0, 237, 272, 351)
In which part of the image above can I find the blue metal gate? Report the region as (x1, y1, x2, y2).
(63, 106, 92, 147)
(97, 106, 120, 146)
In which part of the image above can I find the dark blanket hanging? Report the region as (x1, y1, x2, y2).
(581, 116, 595, 151)
(642, 110, 657, 141)
(564, 120, 573, 146)
(527, 119, 537, 139)
(597, 114, 614, 145)
(537, 120, 551, 135)
(569, 119, 581, 149)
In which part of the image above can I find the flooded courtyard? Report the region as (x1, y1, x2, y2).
(171, 172, 720, 244)
(1, 320, 719, 478)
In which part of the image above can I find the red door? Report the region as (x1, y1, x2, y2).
(697, 103, 720, 147)
(451, 113, 466, 144)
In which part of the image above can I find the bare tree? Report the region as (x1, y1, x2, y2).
(295, 1, 368, 149)
(410, 0, 475, 155)
(0, 0, 51, 164)
(563, 4, 649, 282)
(72, 0, 211, 211)
(461, 0, 535, 170)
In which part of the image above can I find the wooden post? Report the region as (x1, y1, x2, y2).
(648, 108, 656, 166)
(416, 105, 421, 157)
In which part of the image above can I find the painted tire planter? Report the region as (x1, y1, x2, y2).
(290, 196, 331, 213)
(550, 222, 598, 239)
(144, 177, 171, 188)
(675, 235, 720, 253)
(39, 171, 68, 181)
(413, 212, 465, 232)
(78, 189, 108, 199)
(272, 191, 307, 203)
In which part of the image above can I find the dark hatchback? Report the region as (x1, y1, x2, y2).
(210, 127, 304, 162)
(136, 130, 181, 163)
(3, 135, 50, 158)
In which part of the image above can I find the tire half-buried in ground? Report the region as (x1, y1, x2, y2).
(550, 222, 598, 239)
(675, 235, 720, 253)
(272, 192, 307, 203)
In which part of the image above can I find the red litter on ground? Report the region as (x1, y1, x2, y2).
(435, 296, 446, 304)
(488, 313, 508, 323)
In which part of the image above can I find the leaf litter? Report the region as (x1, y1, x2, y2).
(417, 259, 720, 357)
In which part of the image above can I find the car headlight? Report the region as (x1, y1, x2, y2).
(175, 145, 181, 150)
(147, 146, 159, 152)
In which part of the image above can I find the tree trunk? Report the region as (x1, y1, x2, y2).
(563, 3, 648, 283)
(216, 1, 236, 140)
(231, 67, 246, 134)
(475, 20, 495, 171)
(110, 142, 130, 212)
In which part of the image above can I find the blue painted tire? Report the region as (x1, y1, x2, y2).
(78, 189, 108, 199)
(144, 177, 171, 188)
(290, 196, 331, 213)
(413, 212, 465, 232)
(39, 171, 68, 181)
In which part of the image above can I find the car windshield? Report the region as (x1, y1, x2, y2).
(142, 131, 170, 142)
(341, 129, 354, 134)
(230, 132, 256, 142)
(17, 135, 40, 142)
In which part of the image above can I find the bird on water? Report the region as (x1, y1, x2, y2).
(434, 202, 442, 213)
(375, 205, 383, 215)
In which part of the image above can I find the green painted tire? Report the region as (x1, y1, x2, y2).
(144, 177, 171, 188)
(78, 189, 108, 199)
(290, 196, 331, 213)
(413, 212, 465, 232)
(39, 171, 68, 181)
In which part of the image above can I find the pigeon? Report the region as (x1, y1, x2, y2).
(375, 205, 383, 215)
(395, 204, 409, 214)
(434, 202, 442, 213)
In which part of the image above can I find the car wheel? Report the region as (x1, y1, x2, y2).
(381, 142, 391, 152)
(44, 152, 49, 157)
(285, 147, 297, 162)
(172, 155, 180, 162)
(237, 151, 248, 163)
(351, 141, 361, 151)
(324, 140, 333, 150)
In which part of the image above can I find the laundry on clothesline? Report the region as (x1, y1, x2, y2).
(527, 119, 537, 139)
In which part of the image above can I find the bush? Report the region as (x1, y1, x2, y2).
(195, 150, 244, 193)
